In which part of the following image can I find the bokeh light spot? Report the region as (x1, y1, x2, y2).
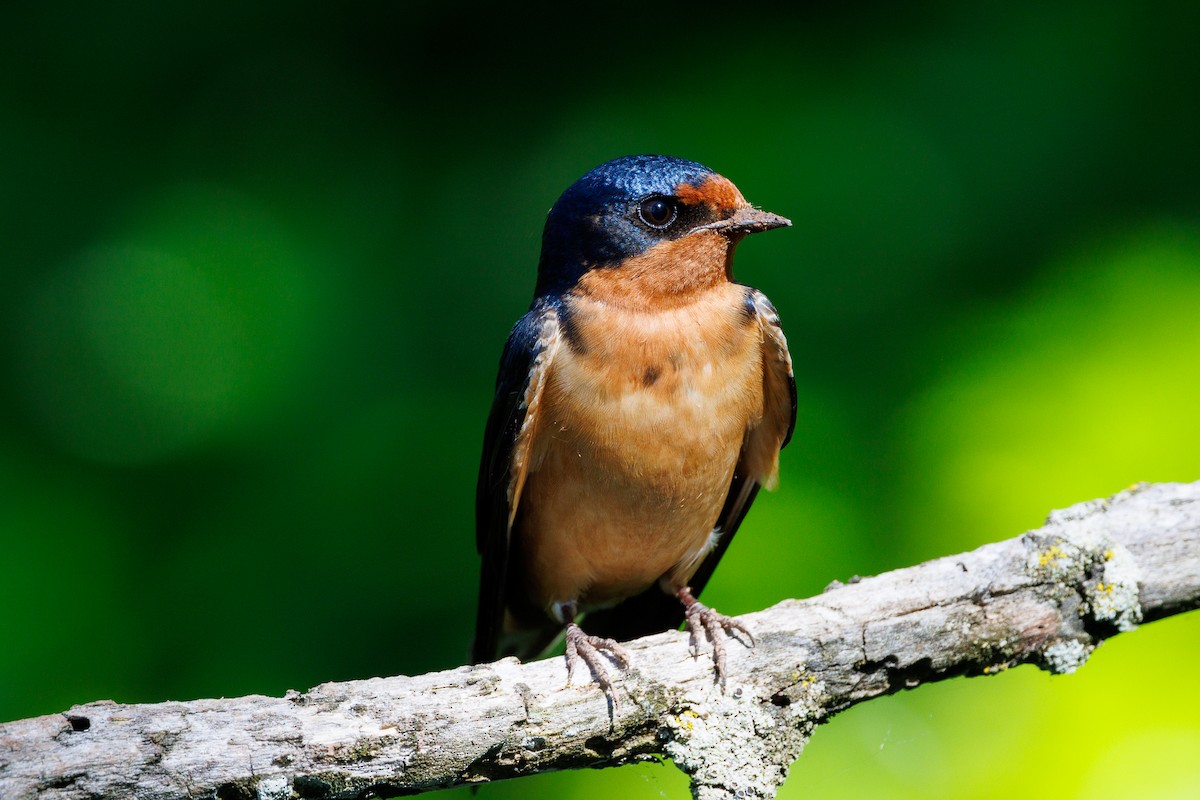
(16, 185, 318, 463)
(899, 223, 1200, 555)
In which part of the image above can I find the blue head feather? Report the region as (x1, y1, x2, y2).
(535, 155, 715, 296)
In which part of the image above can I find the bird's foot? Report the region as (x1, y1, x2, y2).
(564, 622, 631, 714)
(677, 586, 754, 689)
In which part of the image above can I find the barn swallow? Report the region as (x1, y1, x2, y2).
(473, 155, 795, 702)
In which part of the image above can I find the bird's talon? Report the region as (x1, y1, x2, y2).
(727, 619, 755, 647)
(677, 587, 754, 688)
(564, 623, 630, 713)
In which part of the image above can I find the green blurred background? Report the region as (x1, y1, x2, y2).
(2, 2, 1199, 797)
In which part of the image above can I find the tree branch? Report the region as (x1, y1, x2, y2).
(3, 482, 1199, 800)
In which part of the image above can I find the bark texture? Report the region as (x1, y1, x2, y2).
(2, 481, 1198, 800)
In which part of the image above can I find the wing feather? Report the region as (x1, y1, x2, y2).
(471, 300, 561, 664)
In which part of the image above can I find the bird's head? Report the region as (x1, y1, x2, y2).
(535, 155, 790, 299)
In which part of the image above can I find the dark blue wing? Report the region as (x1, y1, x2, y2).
(472, 299, 559, 664)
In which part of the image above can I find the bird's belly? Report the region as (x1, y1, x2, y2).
(520, 413, 741, 610)
(517, 295, 763, 613)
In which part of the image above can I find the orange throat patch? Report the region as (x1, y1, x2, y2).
(575, 231, 734, 310)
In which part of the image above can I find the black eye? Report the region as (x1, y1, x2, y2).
(638, 197, 678, 229)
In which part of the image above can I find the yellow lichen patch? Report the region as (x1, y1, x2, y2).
(1104, 548, 1115, 560)
(1095, 581, 1114, 595)
(676, 709, 700, 732)
(982, 662, 1010, 675)
(1038, 545, 1065, 566)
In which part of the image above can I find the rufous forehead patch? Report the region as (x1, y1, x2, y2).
(675, 174, 747, 211)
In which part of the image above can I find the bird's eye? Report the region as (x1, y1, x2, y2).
(638, 197, 678, 229)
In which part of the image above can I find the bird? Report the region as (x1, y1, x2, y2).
(472, 154, 795, 701)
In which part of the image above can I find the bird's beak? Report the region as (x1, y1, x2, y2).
(695, 206, 792, 237)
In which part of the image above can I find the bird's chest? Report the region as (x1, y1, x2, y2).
(537, 288, 763, 494)
(517, 287, 763, 608)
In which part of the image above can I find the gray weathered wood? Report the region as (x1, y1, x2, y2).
(2, 481, 1198, 800)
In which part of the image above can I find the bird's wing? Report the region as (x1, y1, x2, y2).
(471, 300, 562, 664)
(584, 289, 796, 641)
(687, 290, 796, 594)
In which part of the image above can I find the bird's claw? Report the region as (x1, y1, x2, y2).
(564, 622, 630, 715)
(678, 587, 754, 689)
